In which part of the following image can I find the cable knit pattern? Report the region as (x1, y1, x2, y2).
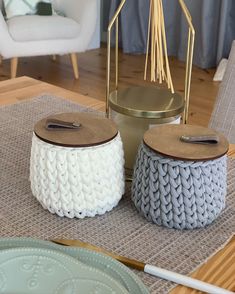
(131, 143, 227, 229)
(30, 133, 125, 218)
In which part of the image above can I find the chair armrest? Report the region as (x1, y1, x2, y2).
(52, 0, 97, 50)
(53, 0, 97, 25)
(0, 10, 12, 55)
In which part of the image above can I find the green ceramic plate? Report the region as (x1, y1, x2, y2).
(0, 238, 149, 294)
(0, 247, 128, 293)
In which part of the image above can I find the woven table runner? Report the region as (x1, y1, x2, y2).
(0, 95, 234, 293)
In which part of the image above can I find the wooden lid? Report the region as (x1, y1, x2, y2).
(34, 113, 118, 147)
(144, 124, 229, 161)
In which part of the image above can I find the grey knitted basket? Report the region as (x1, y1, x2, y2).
(131, 143, 227, 230)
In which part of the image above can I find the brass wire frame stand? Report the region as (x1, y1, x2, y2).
(106, 0, 195, 124)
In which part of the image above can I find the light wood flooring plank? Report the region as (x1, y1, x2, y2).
(0, 47, 219, 127)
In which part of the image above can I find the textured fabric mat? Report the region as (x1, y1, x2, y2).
(209, 40, 235, 143)
(0, 95, 234, 293)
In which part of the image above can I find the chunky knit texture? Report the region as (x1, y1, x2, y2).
(30, 133, 125, 218)
(132, 143, 227, 229)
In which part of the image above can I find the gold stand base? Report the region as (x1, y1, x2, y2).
(109, 86, 184, 119)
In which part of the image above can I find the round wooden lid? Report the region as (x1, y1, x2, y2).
(34, 113, 118, 147)
(144, 124, 229, 161)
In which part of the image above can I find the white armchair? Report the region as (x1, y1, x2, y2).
(0, 0, 97, 79)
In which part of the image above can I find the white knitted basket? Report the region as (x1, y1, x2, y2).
(30, 133, 125, 218)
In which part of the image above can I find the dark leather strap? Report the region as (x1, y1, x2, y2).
(180, 135, 219, 145)
(45, 119, 82, 130)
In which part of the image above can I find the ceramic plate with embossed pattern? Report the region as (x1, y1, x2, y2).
(0, 247, 129, 294)
(0, 238, 149, 294)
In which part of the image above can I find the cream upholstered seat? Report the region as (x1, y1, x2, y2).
(7, 15, 81, 42)
(0, 0, 97, 79)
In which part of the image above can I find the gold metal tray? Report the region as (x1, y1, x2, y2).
(108, 86, 184, 119)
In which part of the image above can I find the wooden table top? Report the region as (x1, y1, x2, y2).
(0, 76, 234, 293)
(0, 76, 105, 111)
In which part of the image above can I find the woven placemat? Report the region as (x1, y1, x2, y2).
(0, 95, 234, 293)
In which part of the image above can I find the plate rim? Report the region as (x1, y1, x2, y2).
(0, 237, 149, 294)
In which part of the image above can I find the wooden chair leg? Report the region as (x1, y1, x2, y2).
(0, 55, 2, 65)
(11, 57, 18, 79)
(70, 53, 79, 79)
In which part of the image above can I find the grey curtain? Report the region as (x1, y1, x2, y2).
(109, 0, 235, 68)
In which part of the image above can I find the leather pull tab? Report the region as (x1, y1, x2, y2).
(180, 135, 219, 145)
(45, 119, 82, 130)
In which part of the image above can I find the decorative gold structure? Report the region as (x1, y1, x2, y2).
(106, 0, 195, 175)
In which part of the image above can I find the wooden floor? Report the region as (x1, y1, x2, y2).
(0, 46, 219, 126)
